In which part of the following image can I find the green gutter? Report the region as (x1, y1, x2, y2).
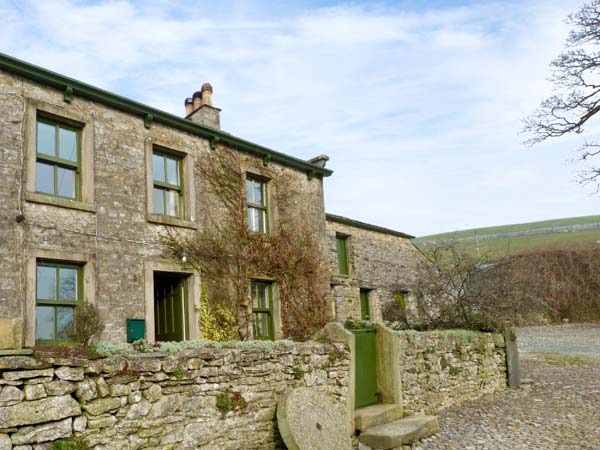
(0, 52, 332, 178)
(326, 213, 415, 239)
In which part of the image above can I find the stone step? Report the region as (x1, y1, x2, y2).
(358, 415, 439, 450)
(355, 403, 403, 431)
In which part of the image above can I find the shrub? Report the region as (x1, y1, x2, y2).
(198, 289, 239, 342)
(64, 301, 104, 346)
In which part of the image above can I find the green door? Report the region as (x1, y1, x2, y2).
(360, 289, 370, 321)
(352, 328, 378, 408)
(154, 274, 188, 342)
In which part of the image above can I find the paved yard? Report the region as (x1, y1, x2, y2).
(414, 324, 600, 450)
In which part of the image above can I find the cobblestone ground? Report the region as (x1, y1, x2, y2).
(414, 324, 600, 450)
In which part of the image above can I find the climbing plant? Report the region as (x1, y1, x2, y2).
(164, 148, 330, 341)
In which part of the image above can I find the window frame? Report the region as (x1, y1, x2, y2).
(35, 260, 83, 343)
(245, 175, 269, 233)
(35, 117, 82, 201)
(251, 280, 275, 341)
(151, 149, 185, 219)
(336, 233, 350, 275)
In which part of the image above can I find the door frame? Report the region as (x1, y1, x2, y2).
(144, 260, 201, 343)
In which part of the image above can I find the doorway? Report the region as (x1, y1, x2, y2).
(154, 272, 188, 342)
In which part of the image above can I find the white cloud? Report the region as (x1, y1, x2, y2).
(1, 0, 596, 235)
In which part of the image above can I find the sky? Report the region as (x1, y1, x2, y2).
(1, 0, 597, 236)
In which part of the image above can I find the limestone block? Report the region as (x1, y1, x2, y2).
(73, 415, 87, 432)
(55, 367, 84, 381)
(0, 357, 47, 371)
(81, 397, 121, 416)
(0, 318, 22, 350)
(75, 379, 97, 402)
(23, 385, 45, 401)
(109, 383, 130, 397)
(11, 418, 72, 445)
(125, 400, 151, 419)
(2, 369, 53, 381)
(143, 384, 161, 402)
(0, 386, 22, 406)
(96, 377, 109, 397)
(45, 380, 75, 396)
(87, 414, 117, 430)
(0, 395, 80, 428)
(0, 433, 10, 450)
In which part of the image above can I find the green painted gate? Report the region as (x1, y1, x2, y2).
(154, 275, 188, 342)
(352, 327, 378, 408)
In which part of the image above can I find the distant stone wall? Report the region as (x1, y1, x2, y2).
(0, 342, 349, 450)
(397, 331, 506, 414)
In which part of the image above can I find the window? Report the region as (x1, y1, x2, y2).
(336, 234, 349, 275)
(152, 150, 183, 217)
(35, 119, 80, 199)
(246, 176, 268, 232)
(251, 281, 274, 340)
(35, 261, 82, 341)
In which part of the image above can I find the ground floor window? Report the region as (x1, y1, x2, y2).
(251, 280, 274, 340)
(35, 261, 81, 342)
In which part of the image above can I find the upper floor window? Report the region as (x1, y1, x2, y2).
(251, 280, 274, 340)
(336, 234, 350, 275)
(246, 176, 268, 233)
(152, 151, 183, 217)
(35, 261, 82, 342)
(35, 119, 80, 199)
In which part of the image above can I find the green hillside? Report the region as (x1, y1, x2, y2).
(415, 215, 600, 255)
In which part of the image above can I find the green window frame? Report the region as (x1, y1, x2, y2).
(35, 118, 81, 200)
(152, 149, 184, 218)
(246, 176, 268, 233)
(336, 234, 350, 275)
(251, 281, 274, 340)
(35, 261, 82, 342)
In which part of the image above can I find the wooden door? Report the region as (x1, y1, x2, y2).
(353, 327, 378, 408)
(155, 275, 187, 342)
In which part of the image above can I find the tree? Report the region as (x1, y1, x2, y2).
(524, 0, 600, 189)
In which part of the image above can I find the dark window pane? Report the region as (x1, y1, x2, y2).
(254, 181, 263, 205)
(252, 283, 269, 308)
(166, 157, 179, 186)
(57, 307, 74, 339)
(165, 189, 180, 217)
(36, 306, 55, 340)
(57, 167, 76, 198)
(153, 154, 165, 182)
(245, 178, 253, 203)
(58, 268, 78, 301)
(37, 266, 56, 300)
(35, 161, 54, 194)
(37, 121, 56, 156)
(153, 188, 165, 214)
(58, 128, 78, 161)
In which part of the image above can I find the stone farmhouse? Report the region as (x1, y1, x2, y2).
(0, 52, 420, 349)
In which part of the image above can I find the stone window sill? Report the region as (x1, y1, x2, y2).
(146, 214, 198, 230)
(25, 192, 96, 213)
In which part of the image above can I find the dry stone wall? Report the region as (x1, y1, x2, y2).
(397, 331, 507, 414)
(0, 342, 349, 450)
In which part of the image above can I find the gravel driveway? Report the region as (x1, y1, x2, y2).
(413, 324, 600, 450)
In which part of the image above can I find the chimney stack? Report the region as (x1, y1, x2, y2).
(185, 83, 221, 129)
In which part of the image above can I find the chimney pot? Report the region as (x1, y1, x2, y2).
(192, 91, 202, 111)
(184, 98, 193, 116)
(201, 83, 213, 106)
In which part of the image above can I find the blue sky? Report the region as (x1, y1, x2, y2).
(1, 0, 597, 236)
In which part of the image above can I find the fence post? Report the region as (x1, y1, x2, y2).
(503, 324, 521, 389)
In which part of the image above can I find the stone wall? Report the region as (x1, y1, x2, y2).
(396, 330, 507, 414)
(0, 341, 349, 450)
(326, 216, 423, 324)
(0, 68, 328, 346)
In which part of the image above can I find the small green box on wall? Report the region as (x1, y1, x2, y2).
(126, 319, 145, 343)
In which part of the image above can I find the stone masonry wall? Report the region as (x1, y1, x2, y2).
(0, 68, 328, 345)
(326, 218, 423, 324)
(397, 331, 507, 414)
(0, 341, 349, 450)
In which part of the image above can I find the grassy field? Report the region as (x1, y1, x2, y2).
(415, 215, 600, 256)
